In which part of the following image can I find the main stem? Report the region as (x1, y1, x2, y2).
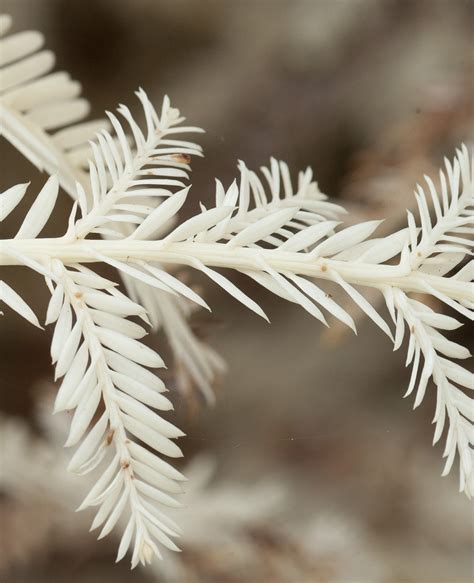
(0, 237, 468, 301)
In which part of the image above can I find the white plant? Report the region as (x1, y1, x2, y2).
(0, 14, 473, 569)
(0, 406, 284, 580)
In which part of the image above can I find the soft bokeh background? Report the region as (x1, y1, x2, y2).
(1, 1, 473, 582)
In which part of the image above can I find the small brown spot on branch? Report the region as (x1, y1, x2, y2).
(321, 264, 328, 272)
(106, 429, 115, 445)
(172, 154, 191, 164)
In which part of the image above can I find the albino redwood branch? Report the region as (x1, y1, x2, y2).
(1, 238, 470, 304)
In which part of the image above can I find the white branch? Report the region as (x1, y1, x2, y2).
(0, 238, 471, 306)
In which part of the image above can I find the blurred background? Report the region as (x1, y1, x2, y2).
(0, 1, 473, 581)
